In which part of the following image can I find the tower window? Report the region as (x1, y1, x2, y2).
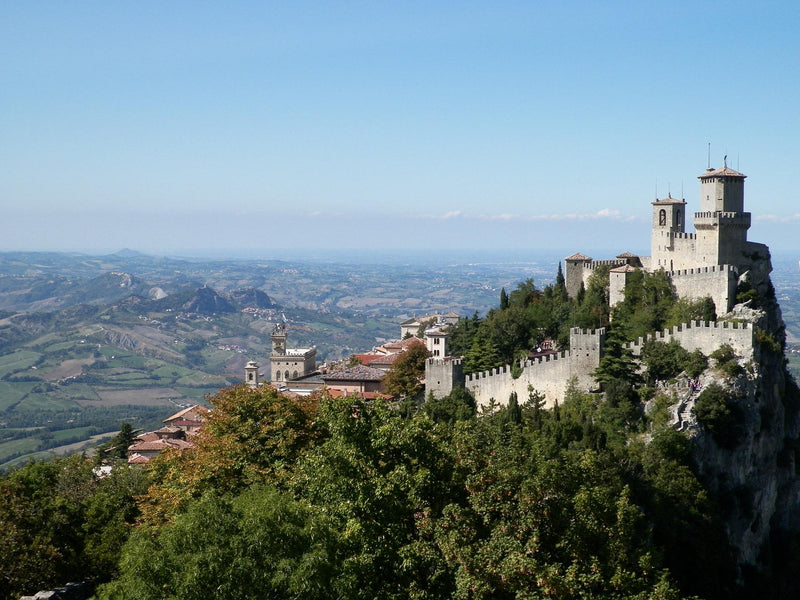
(659, 209, 666, 226)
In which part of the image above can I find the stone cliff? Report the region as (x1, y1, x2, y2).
(682, 255, 800, 580)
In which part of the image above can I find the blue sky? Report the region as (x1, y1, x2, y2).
(2, 1, 799, 257)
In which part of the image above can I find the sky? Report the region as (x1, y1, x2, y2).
(2, 1, 800, 258)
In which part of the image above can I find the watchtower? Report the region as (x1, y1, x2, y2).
(695, 162, 750, 267)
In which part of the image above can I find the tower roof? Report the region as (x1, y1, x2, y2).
(652, 193, 686, 205)
(698, 166, 746, 179)
(565, 252, 592, 261)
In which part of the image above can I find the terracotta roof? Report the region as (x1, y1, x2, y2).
(128, 438, 194, 452)
(610, 265, 638, 273)
(698, 166, 746, 179)
(135, 432, 160, 442)
(153, 426, 182, 435)
(325, 388, 393, 401)
(366, 353, 401, 366)
(321, 365, 386, 382)
(127, 453, 150, 465)
(425, 328, 448, 337)
(380, 337, 425, 352)
(616, 251, 638, 258)
(652, 193, 686, 204)
(565, 253, 591, 261)
(164, 405, 210, 423)
(352, 353, 382, 365)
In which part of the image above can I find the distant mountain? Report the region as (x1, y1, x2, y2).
(109, 248, 146, 258)
(225, 287, 277, 309)
(152, 286, 237, 315)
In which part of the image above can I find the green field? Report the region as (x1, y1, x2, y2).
(0, 381, 37, 411)
(0, 350, 42, 377)
(0, 437, 42, 463)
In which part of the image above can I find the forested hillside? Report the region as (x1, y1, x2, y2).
(4, 261, 800, 599)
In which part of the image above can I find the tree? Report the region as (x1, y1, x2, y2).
(422, 387, 476, 424)
(383, 341, 429, 400)
(139, 385, 325, 525)
(96, 486, 340, 600)
(499, 287, 509, 310)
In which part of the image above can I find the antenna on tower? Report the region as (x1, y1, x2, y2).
(681, 181, 684, 199)
(707, 142, 711, 169)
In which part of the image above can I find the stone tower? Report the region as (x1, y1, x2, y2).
(271, 324, 287, 357)
(650, 193, 688, 271)
(244, 360, 260, 388)
(695, 163, 750, 267)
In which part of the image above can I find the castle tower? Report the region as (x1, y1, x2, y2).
(650, 193, 687, 270)
(244, 360, 260, 388)
(694, 163, 750, 266)
(564, 253, 592, 298)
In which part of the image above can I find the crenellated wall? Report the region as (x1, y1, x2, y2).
(425, 319, 758, 413)
(625, 319, 755, 361)
(461, 328, 605, 411)
(667, 264, 739, 315)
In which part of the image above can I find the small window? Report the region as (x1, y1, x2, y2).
(659, 209, 666, 226)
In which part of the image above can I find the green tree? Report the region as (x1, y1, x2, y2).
(422, 387, 476, 425)
(383, 340, 429, 400)
(96, 486, 340, 600)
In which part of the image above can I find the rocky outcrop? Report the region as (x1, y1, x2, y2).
(685, 257, 800, 575)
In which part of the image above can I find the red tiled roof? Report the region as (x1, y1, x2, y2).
(616, 251, 638, 258)
(610, 265, 638, 273)
(325, 388, 393, 401)
(565, 253, 591, 261)
(127, 453, 150, 465)
(698, 166, 746, 179)
(366, 353, 401, 366)
(652, 193, 686, 204)
(164, 405, 210, 423)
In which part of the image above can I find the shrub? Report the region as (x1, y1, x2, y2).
(693, 383, 744, 448)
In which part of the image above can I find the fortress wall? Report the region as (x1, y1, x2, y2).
(668, 265, 738, 314)
(464, 328, 604, 411)
(425, 357, 463, 398)
(626, 320, 755, 361)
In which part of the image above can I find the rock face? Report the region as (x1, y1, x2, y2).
(687, 256, 800, 573)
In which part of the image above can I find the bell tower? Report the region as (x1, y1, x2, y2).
(650, 193, 687, 270)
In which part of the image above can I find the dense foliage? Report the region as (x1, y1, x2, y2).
(5, 263, 800, 599)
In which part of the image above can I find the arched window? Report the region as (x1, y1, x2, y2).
(248, 372, 253, 381)
(284, 370, 290, 380)
(293, 370, 298, 379)
(275, 371, 281, 380)
(676, 210, 682, 227)
(659, 209, 666, 226)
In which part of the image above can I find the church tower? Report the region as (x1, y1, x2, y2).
(650, 193, 687, 270)
(694, 161, 750, 266)
(271, 324, 287, 357)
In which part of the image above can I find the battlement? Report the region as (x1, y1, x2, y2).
(426, 357, 462, 367)
(625, 319, 755, 360)
(666, 264, 737, 277)
(694, 211, 751, 228)
(663, 231, 697, 241)
(584, 259, 626, 270)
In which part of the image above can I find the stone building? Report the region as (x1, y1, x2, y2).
(565, 161, 770, 315)
(269, 323, 317, 383)
(425, 160, 766, 410)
